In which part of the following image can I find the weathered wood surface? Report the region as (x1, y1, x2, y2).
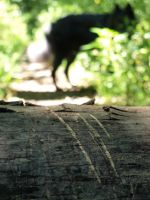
(0, 104, 150, 200)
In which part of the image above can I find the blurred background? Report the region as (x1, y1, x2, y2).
(0, 0, 150, 106)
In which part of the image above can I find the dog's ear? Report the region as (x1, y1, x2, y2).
(125, 3, 135, 19)
(114, 4, 122, 12)
(126, 3, 132, 10)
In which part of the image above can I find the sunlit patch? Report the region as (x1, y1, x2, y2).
(94, 0, 102, 5)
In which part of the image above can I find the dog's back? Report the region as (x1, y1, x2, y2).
(46, 14, 106, 56)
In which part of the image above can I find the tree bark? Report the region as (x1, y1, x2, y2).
(0, 104, 150, 200)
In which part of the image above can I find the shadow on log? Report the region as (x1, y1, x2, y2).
(0, 103, 150, 200)
(13, 86, 96, 100)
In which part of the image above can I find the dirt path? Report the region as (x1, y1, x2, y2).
(10, 62, 96, 105)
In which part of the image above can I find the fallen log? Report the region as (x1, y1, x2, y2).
(0, 104, 150, 200)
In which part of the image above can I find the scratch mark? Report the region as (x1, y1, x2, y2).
(79, 113, 119, 178)
(50, 110, 101, 184)
(90, 114, 111, 138)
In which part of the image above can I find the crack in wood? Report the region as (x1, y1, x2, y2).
(106, 106, 150, 119)
(103, 106, 134, 113)
(103, 106, 137, 120)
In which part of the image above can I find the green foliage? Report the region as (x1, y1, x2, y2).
(8, 0, 50, 37)
(79, 23, 150, 105)
(0, 0, 28, 97)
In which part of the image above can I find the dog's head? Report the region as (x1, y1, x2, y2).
(110, 3, 136, 32)
(115, 4, 135, 20)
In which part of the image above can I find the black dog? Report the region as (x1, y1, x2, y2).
(45, 4, 136, 89)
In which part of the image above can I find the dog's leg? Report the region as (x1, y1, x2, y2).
(51, 55, 63, 90)
(65, 54, 77, 84)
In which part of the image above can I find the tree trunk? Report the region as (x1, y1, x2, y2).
(0, 104, 150, 200)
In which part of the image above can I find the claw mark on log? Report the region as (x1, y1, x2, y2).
(50, 111, 102, 184)
(79, 114, 119, 178)
(90, 114, 111, 138)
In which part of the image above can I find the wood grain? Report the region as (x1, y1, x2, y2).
(0, 104, 149, 199)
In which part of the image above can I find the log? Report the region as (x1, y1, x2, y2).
(0, 104, 150, 200)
